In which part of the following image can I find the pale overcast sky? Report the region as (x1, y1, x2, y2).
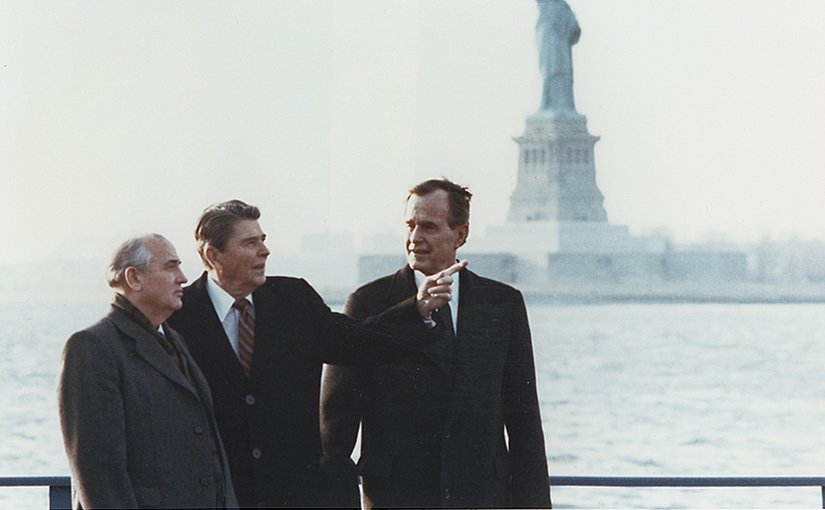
(2, 0, 824, 266)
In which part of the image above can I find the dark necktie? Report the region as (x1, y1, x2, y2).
(233, 298, 255, 376)
(435, 303, 455, 340)
(434, 303, 459, 385)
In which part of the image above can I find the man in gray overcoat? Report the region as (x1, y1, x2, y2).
(58, 234, 238, 509)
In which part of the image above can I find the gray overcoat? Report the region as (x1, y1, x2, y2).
(58, 307, 239, 509)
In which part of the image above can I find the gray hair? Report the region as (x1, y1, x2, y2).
(106, 234, 165, 289)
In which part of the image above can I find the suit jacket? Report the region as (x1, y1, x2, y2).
(168, 273, 428, 508)
(58, 307, 238, 509)
(321, 266, 552, 509)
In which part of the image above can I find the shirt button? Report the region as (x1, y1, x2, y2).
(200, 478, 210, 487)
(193, 426, 204, 435)
(245, 394, 256, 405)
(252, 448, 262, 459)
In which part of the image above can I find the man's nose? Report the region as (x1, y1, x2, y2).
(409, 226, 423, 242)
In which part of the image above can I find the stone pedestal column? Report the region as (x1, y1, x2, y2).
(507, 112, 608, 223)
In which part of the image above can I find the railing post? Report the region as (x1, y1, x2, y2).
(49, 483, 71, 510)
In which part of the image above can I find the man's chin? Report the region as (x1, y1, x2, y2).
(407, 260, 434, 276)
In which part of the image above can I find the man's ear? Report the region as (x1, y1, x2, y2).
(123, 266, 142, 291)
(456, 224, 469, 248)
(204, 245, 222, 271)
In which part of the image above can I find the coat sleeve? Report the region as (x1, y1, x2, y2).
(297, 278, 434, 365)
(319, 291, 375, 508)
(502, 291, 553, 508)
(57, 330, 139, 509)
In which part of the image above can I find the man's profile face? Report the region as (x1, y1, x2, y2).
(138, 238, 187, 317)
(212, 219, 270, 296)
(404, 190, 468, 276)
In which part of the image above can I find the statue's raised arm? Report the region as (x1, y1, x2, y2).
(536, 0, 580, 115)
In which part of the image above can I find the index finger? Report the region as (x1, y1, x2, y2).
(442, 259, 468, 277)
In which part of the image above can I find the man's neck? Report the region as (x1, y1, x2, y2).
(208, 271, 255, 300)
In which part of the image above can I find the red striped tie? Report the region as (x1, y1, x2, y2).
(233, 298, 255, 376)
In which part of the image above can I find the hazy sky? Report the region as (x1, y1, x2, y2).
(2, 0, 824, 267)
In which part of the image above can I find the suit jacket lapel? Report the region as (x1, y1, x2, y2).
(386, 265, 418, 305)
(389, 266, 455, 378)
(249, 280, 292, 381)
(447, 270, 497, 420)
(455, 269, 494, 344)
(189, 273, 248, 383)
(108, 309, 198, 398)
(165, 325, 211, 404)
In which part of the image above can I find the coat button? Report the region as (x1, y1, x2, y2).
(245, 394, 256, 405)
(252, 448, 262, 459)
(193, 426, 204, 435)
(444, 488, 451, 500)
(200, 478, 210, 487)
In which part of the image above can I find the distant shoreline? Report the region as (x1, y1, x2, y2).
(519, 283, 825, 305)
(317, 283, 825, 306)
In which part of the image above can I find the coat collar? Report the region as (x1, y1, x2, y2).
(106, 307, 198, 397)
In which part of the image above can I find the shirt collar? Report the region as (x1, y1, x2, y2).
(206, 275, 254, 320)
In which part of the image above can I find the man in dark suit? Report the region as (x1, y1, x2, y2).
(168, 199, 459, 508)
(321, 178, 552, 509)
(58, 234, 238, 509)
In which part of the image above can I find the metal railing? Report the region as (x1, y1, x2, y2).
(5, 475, 825, 508)
(550, 476, 825, 508)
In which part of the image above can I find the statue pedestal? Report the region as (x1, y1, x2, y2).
(507, 113, 607, 223)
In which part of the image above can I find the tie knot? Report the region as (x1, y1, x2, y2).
(233, 298, 250, 311)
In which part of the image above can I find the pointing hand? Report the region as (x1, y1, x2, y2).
(416, 260, 468, 320)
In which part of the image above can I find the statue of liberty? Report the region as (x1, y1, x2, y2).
(535, 0, 580, 115)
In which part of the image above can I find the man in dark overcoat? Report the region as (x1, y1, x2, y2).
(321, 179, 552, 509)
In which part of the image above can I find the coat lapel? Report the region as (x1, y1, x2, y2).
(385, 265, 418, 306)
(389, 265, 456, 378)
(188, 273, 249, 383)
(446, 270, 498, 421)
(165, 324, 212, 404)
(249, 280, 293, 382)
(107, 308, 198, 398)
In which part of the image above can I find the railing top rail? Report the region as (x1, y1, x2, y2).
(0, 476, 71, 487)
(6, 475, 825, 488)
(550, 476, 825, 488)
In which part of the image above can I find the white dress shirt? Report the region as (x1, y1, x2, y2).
(414, 268, 460, 335)
(206, 276, 255, 360)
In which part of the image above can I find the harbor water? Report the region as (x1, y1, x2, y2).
(2, 299, 825, 508)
